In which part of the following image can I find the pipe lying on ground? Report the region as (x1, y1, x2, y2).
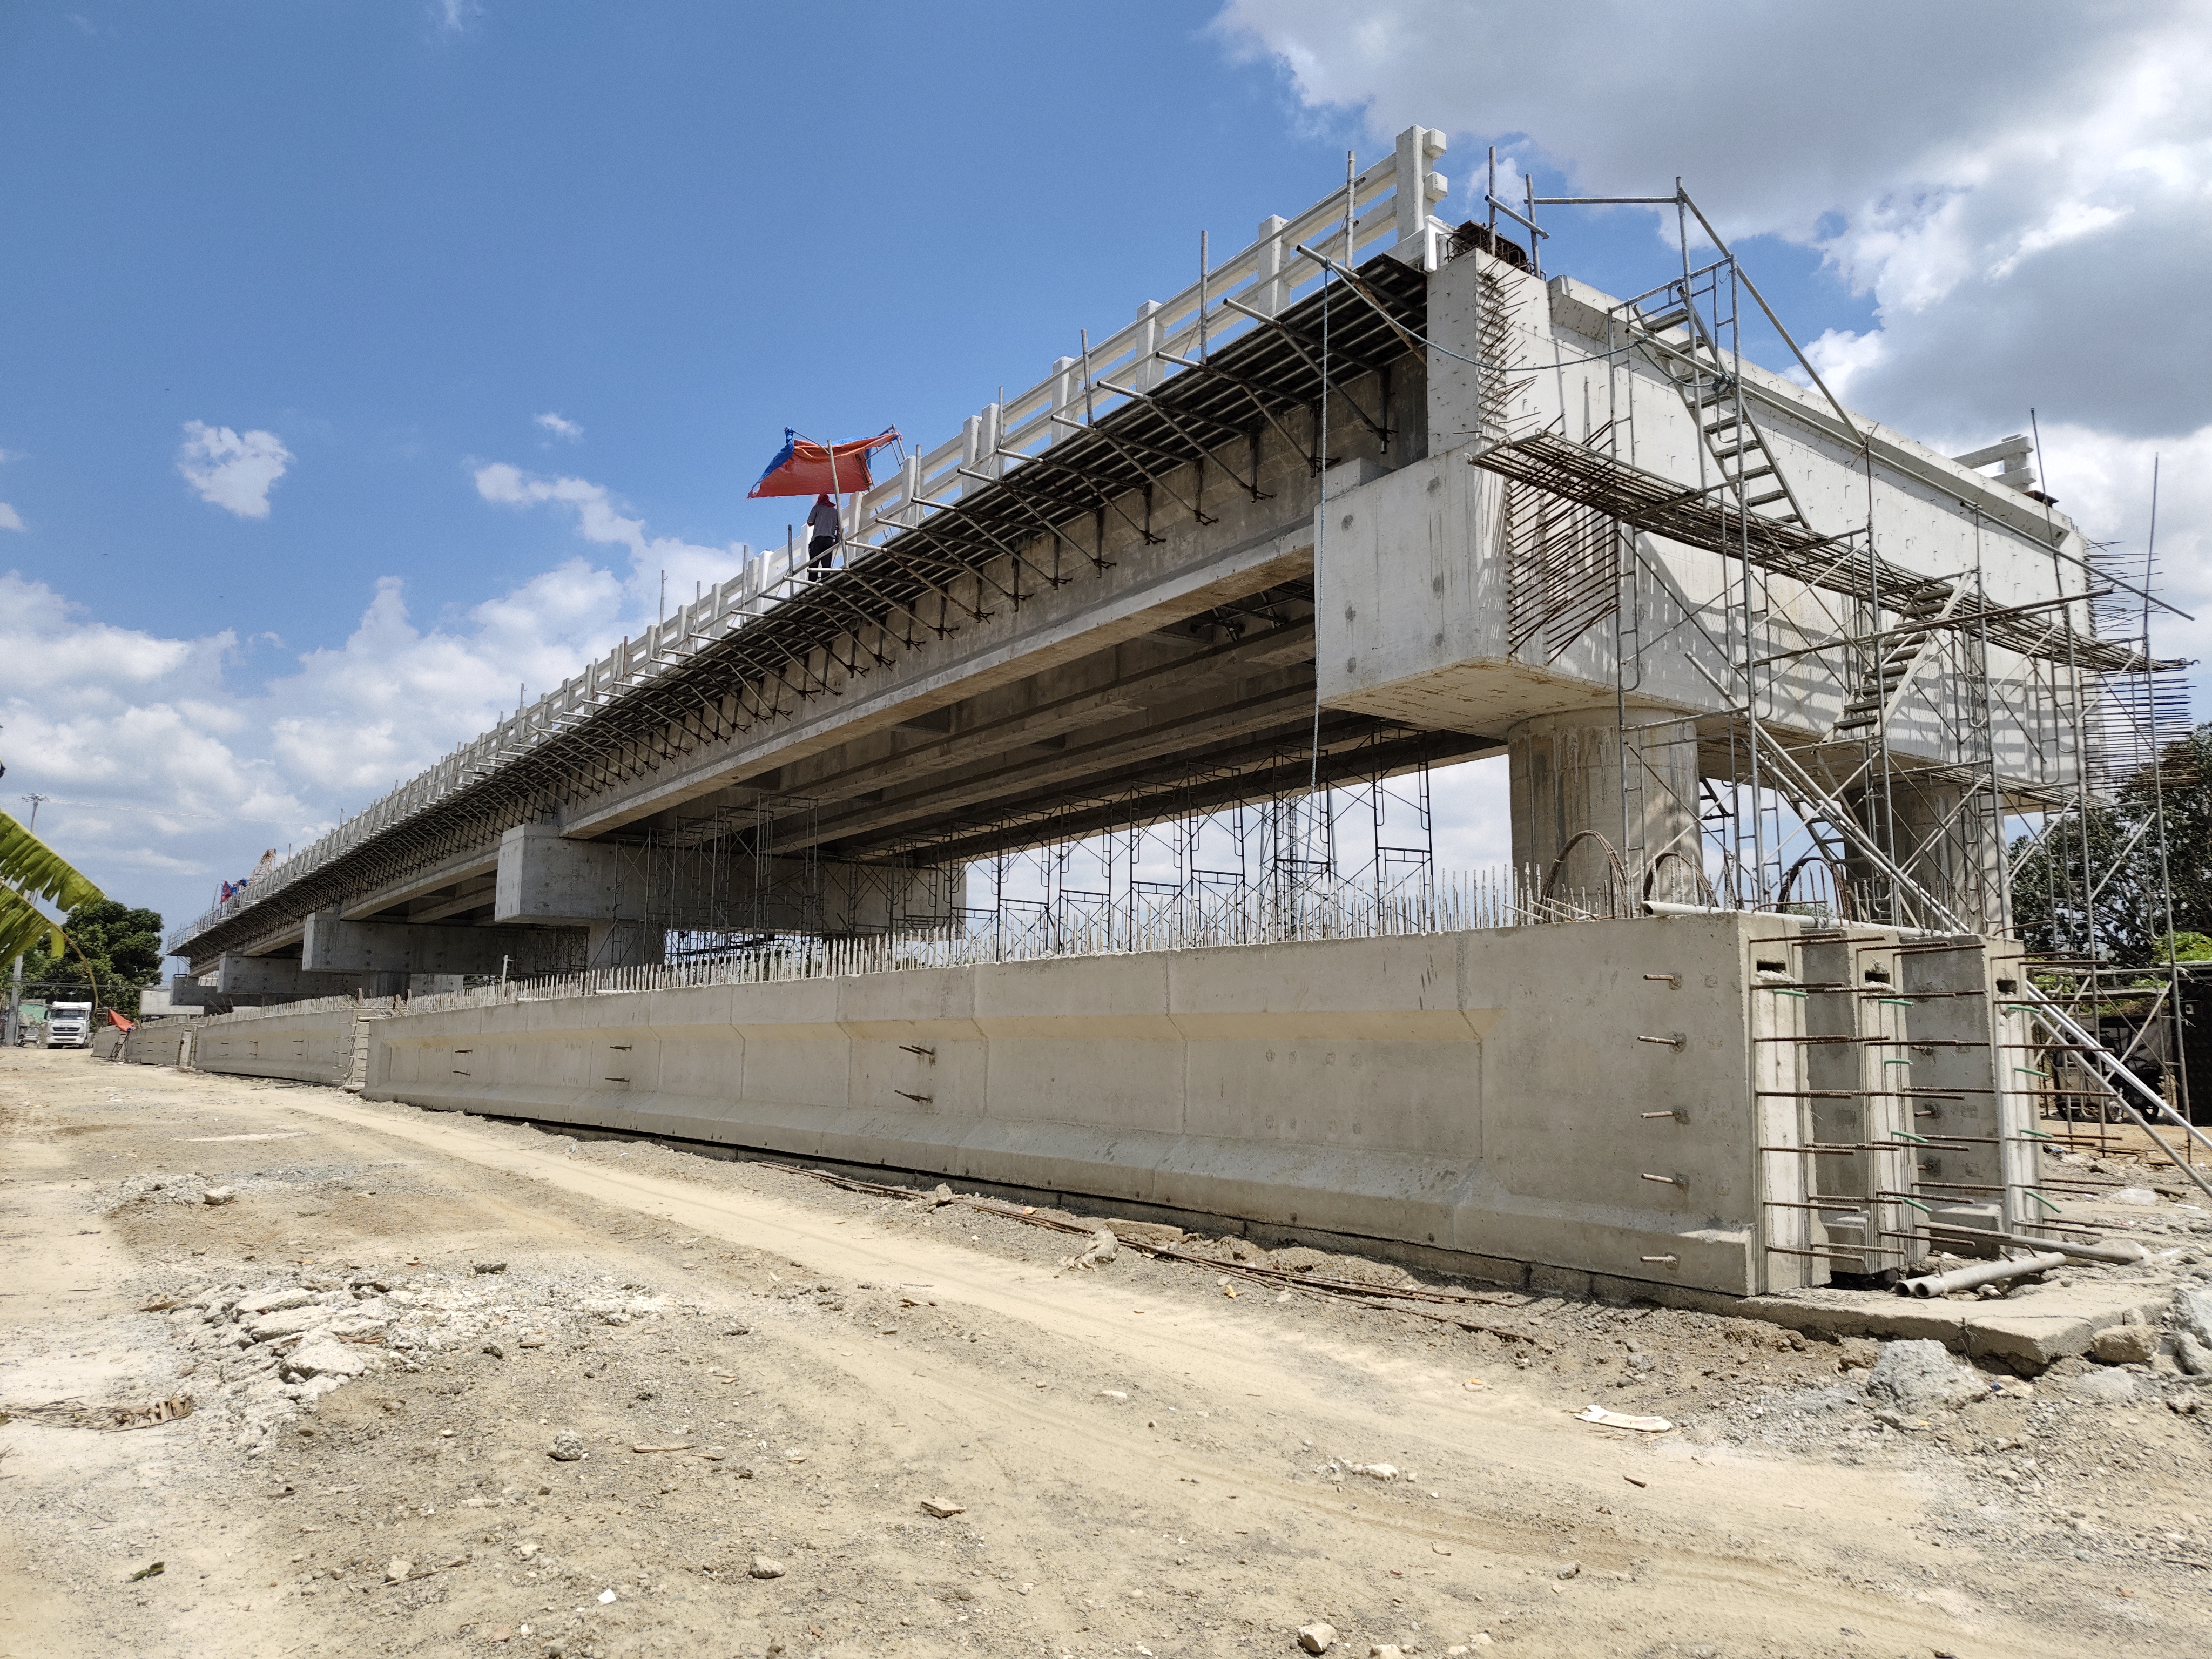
(1919, 1222, 2147, 1266)
(1900, 1252, 2067, 1298)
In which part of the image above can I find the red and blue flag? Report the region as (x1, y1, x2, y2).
(748, 427, 901, 499)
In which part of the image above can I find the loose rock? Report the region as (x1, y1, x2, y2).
(1864, 1339, 1985, 1413)
(920, 1498, 966, 1518)
(749, 1555, 786, 1579)
(1060, 1229, 1118, 1271)
(2175, 1285, 2212, 1347)
(285, 1336, 374, 1379)
(201, 1186, 235, 1206)
(2091, 1325, 2155, 1365)
(1836, 1337, 1879, 1371)
(548, 1430, 585, 1462)
(1297, 1623, 1338, 1655)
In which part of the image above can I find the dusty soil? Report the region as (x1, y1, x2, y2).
(4, 1048, 2210, 1659)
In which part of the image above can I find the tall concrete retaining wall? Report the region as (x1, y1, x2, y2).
(121, 1023, 196, 1069)
(185, 1006, 360, 1086)
(160, 913, 2039, 1297)
(352, 914, 1776, 1291)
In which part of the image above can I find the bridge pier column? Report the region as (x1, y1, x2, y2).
(1507, 707, 1701, 906)
(1844, 777, 2005, 932)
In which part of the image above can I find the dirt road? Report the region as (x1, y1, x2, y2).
(4, 1048, 2206, 1657)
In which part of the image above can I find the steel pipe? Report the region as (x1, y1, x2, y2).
(1919, 1223, 2147, 1266)
(1899, 1252, 2066, 1298)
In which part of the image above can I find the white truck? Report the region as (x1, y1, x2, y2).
(44, 1001, 93, 1048)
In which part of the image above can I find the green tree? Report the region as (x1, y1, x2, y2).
(2011, 725, 2211, 963)
(24, 899, 167, 1016)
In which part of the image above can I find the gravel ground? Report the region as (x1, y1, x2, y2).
(4, 1048, 2209, 1658)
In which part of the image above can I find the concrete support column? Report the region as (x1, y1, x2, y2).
(1845, 777, 2005, 933)
(1507, 707, 1701, 903)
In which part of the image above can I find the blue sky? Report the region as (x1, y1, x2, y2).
(3, 1, 2204, 942)
(1, 1, 1870, 658)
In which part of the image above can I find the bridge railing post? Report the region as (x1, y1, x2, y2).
(1253, 214, 1289, 316)
(1391, 125, 1450, 271)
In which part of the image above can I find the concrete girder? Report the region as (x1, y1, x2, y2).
(302, 910, 552, 976)
(215, 952, 394, 999)
(554, 527, 1325, 844)
(746, 616, 1324, 842)
(493, 824, 965, 951)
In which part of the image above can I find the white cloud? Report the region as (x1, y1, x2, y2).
(475, 460, 751, 613)
(177, 421, 293, 519)
(1214, 2, 2212, 430)
(1216, 0, 2212, 678)
(431, 0, 481, 35)
(534, 411, 584, 442)
(2, 462, 759, 950)
(0, 503, 23, 532)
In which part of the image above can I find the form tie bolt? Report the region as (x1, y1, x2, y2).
(1636, 1033, 1688, 1050)
(1640, 1172, 1688, 1188)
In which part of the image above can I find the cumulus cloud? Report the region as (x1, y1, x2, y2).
(2, 460, 765, 947)
(0, 503, 23, 532)
(1217, 2, 2212, 431)
(475, 460, 751, 613)
(534, 411, 584, 442)
(177, 421, 293, 519)
(1217, 0, 2211, 669)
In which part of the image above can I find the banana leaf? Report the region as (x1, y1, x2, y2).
(0, 884, 64, 963)
(0, 811, 103, 913)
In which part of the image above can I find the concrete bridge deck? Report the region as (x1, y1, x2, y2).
(170, 132, 1467, 980)
(168, 121, 2130, 997)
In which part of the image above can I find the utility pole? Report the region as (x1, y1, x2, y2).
(5, 797, 50, 1048)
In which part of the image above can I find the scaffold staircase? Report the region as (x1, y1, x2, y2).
(1833, 585, 1955, 736)
(1626, 274, 1812, 536)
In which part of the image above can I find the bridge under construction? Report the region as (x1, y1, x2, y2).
(149, 125, 2207, 1299)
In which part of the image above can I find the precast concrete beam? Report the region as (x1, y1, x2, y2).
(215, 953, 392, 999)
(495, 821, 966, 947)
(302, 909, 548, 975)
(167, 976, 221, 1008)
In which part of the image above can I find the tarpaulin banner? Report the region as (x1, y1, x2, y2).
(747, 427, 901, 499)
